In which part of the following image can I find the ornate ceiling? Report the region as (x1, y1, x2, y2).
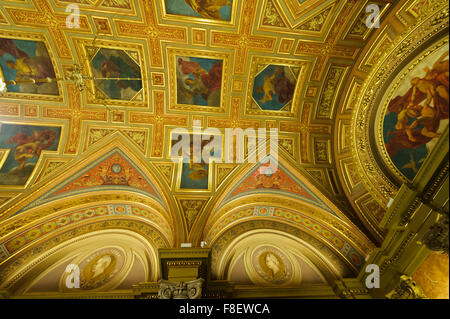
(0, 0, 448, 294)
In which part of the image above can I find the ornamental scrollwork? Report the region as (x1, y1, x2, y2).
(158, 279, 204, 299)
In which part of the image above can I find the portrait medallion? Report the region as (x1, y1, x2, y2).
(79, 248, 123, 290)
(252, 246, 292, 285)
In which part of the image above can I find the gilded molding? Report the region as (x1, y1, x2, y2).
(350, 1, 449, 222)
(0, 219, 168, 288)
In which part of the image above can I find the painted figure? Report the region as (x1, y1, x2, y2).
(184, 138, 210, 184)
(184, 0, 231, 20)
(0, 125, 61, 186)
(0, 38, 28, 59)
(177, 57, 222, 106)
(187, 163, 208, 181)
(8, 129, 57, 170)
(256, 67, 281, 104)
(0, 39, 59, 95)
(91, 48, 142, 100)
(6, 55, 56, 82)
(274, 68, 296, 104)
(171, 133, 211, 189)
(253, 65, 297, 111)
(386, 50, 449, 157)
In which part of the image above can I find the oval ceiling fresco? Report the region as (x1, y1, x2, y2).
(378, 38, 449, 181)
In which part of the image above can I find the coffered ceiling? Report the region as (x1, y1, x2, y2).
(0, 0, 448, 292)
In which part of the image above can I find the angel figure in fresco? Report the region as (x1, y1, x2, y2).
(0, 38, 29, 60)
(385, 50, 449, 157)
(184, 0, 231, 20)
(7, 129, 57, 170)
(256, 67, 281, 104)
(255, 66, 296, 105)
(0, 40, 58, 95)
(178, 57, 222, 106)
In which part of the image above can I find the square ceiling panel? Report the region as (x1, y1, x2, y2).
(168, 47, 230, 113)
(0, 37, 60, 98)
(164, 0, 233, 21)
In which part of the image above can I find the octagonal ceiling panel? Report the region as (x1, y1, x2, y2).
(252, 65, 298, 111)
(89, 47, 143, 101)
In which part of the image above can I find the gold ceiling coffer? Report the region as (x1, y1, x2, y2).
(157, 248, 211, 299)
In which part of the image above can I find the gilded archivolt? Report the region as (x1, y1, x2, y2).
(0, 192, 171, 238)
(342, 0, 449, 236)
(0, 220, 165, 288)
(210, 220, 354, 278)
(0, 204, 172, 257)
(209, 197, 374, 252)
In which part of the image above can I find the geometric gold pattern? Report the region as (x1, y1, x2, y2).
(34, 158, 72, 184)
(177, 197, 209, 235)
(153, 162, 175, 189)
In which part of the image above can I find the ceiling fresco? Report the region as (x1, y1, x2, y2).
(0, 38, 60, 95)
(0, 0, 448, 294)
(380, 41, 449, 181)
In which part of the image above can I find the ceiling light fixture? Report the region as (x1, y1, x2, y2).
(0, 63, 142, 96)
